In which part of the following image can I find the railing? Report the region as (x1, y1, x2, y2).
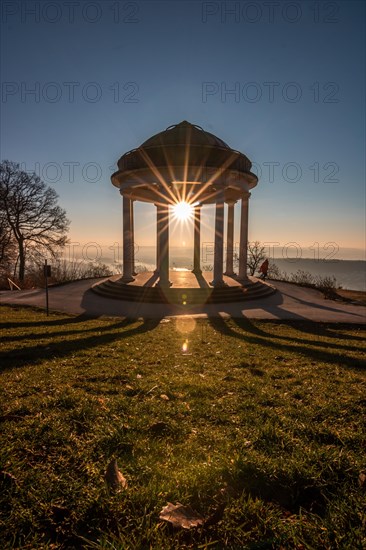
(7, 278, 21, 290)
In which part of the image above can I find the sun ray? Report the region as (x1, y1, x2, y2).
(172, 201, 194, 222)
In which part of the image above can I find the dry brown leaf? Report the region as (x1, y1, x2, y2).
(358, 472, 366, 488)
(105, 459, 128, 492)
(160, 394, 170, 401)
(159, 502, 204, 529)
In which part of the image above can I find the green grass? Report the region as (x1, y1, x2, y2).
(0, 305, 365, 549)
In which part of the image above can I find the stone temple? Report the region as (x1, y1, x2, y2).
(93, 121, 274, 305)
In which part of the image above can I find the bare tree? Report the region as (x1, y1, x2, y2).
(0, 160, 69, 282)
(0, 211, 17, 278)
(247, 241, 266, 276)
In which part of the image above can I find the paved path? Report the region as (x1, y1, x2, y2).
(1, 278, 365, 323)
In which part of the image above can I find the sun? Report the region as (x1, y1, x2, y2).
(172, 201, 194, 221)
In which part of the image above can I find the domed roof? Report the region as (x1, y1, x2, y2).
(116, 120, 254, 175)
(141, 121, 230, 149)
(112, 121, 258, 201)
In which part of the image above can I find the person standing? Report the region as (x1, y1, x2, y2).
(259, 259, 269, 280)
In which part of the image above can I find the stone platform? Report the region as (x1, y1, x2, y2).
(92, 271, 276, 305)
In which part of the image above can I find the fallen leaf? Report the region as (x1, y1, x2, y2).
(159, 502, 204, 529)
(160, 394, 169, 401)
(358, 472, 366, 488)
(105, 459, 128, 492)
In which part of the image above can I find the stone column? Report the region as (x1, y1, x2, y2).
(157, 202, 171, 287)
(192, 205, 202, 274)
(131, 200, 137, 275)
(154, 204, 160, 274)
(121, 195, 135, 283)
(238, 192, 250, 283)
(211, 189, 226, 287)
(224, 200, 236, 276)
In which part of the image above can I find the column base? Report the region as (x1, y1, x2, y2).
(121, 275, 135, 284)
(157, 279, 172, 288)
(192, 268, 202, 275)
(210, 279, 228, 288)
(223, 271, 236, 277)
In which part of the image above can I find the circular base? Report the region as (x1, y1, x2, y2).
(92, 271, 276, 305)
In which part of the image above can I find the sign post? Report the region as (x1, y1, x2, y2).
(44, 260, 51, 316)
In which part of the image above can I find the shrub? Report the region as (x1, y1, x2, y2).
(267, 262, 289, 281)
(314, 275, 339, 298)
(266, 267, 340, 299)
(290, 270, 314, 285)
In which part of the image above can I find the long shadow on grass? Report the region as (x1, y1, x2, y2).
(0, 316, 139, 344)
(0, 316, 162, 372)
(224, 460, 330, 517)
(0, 306, 96, 330)
(231, 318, 365, 354)
(208, 315, 365, 371)
(207, 290, 366, 352)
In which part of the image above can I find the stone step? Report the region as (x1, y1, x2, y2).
(92, 278, 276, 304)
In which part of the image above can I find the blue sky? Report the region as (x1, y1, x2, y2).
(1, 0, 365, 261)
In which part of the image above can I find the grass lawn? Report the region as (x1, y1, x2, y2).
(0, 305, 365, 549)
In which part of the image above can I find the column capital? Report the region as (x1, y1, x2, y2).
(226, 199, 237, 206)
(155, 201, 170, 211)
